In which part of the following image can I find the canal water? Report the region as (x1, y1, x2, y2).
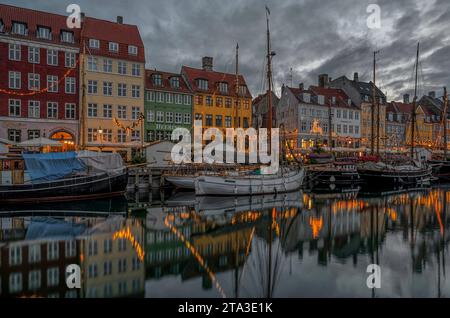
(0, 188, 448, 298)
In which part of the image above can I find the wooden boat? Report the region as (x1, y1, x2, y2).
(0, 151, 127, 203)
(195, 166, 304, 196)
(306, 161, 362, 191)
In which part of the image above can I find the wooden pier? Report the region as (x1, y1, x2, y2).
(127, 164, 172, 193)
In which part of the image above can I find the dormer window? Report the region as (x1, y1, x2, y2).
(219, 82, 228, 94)
(12, 22, 27, 35)
(128, 45, 138, 56)
(331, 96, 336, 104)
(61, 30, 74, 43)
(37, 26, 51, 40)
(197, 79, 208, 90)
(109, 42, 119, 53)
(170, 77, 180, 88)
(89, 39, 100, 49)
(152, 74, 162, 86)
(239, 85, 247, 96)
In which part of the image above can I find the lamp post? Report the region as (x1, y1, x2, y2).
(98, 127, 104, 152)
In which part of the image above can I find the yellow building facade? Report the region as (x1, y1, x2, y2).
(79, 17, 145, 161)
(360, 102, 386, 149)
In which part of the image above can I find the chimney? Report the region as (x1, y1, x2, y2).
(403, 94, 410, 103)
(428, 91, 436, 98)
(299, 83, 304, 90)
(80, 12, 85, 23)
(318, 74, 329, 88)
(353, 72, 359, 82)
(117, 16, 123, 24)
(202, 56, 213, 71)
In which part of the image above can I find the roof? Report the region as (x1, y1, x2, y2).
(331, 76, 386, 99)
(0, 4, 81, 47)
(181, 65, 252, 99)
(82, 17, 145, 62)
(287, 85, 359, 110)
(388, 101, 414, 114)
(145, 70, 192, 94)
(252, 91, 279, 106)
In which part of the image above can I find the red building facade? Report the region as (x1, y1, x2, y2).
(0, 4, 80, 146)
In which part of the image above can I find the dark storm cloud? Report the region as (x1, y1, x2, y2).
(5, 0, 449, 100)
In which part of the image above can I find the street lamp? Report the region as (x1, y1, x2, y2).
(98, 126, 104, 152)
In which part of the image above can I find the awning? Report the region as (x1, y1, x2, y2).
(18, 137, 62, 147)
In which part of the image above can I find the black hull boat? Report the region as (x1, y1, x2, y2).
(306, 162, 363, 192)
(429, 160, 450, 182)
(0, 171, 128, 204)
(358, 163, 432, 190)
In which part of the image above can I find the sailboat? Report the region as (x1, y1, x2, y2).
(194, 8, 305, 196)
(357, 43, 432, 190)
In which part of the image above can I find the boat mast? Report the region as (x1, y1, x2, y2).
(266, 6, 274, 133)
(443, 87, 448, 159)
(411, 43, 420, 159)
(328, 98, 333, 152)
(235, 43, 239, 129)
(80, 42, 87, 149)
(371, 51, 380, 155)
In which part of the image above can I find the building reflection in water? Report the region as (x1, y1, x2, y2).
(0, 188, 449, 298)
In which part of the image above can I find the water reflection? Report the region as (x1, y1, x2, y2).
(0, 189, 449, 298)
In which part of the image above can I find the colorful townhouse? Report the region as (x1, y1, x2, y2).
(0, 4, 81, 150)
(277, 77, 361, 151)
(144, 70, 193, 142)
(79, 16, 145, 160)
(181, 57, 252, 133)
(330, 73, 387, 151)
(252, 91, 279, 129)
(385, 95, 413, 148)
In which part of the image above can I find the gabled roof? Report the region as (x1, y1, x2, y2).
(82, 17, 145, 63)
(145, 70, 192, 94)
(388, 101, 414, 114)
(0, 4, 81, 47)
(181, 66, 252, 99)
(332, 75, 386, 99)
(252, 91, 279, 106)
(286, 85, 359, 110)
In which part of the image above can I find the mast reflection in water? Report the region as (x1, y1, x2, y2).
(0, 189, 448, 298)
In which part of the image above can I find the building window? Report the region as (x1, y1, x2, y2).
(103, 59, 112, 72)
(64, 52, 76, 68)
(157, 92, 164, 102)
(206, 96, 212, 106)
(243, 117, 249, 128)
(197, 79, 208, 90)
(87, 128, 98, 142)
(118, 83, 127, 97)
(118, 105, 127, 119)
(47, 268, 59, 287)
(8, 71, 21, 89)
(147, 91, 155, 102)
(89, 39, 100, 49)
(216, 97, 223, 107)
(9, 43, 21, 61)
(88, 264, 98, 278)
(65, 77, 76, 94)
(165, 93, 173, 103)
(28, 47, 40, 64)
(244, 100, 250, 110)
(88, 80, 98, 94)
(61, 30, 74, 43)
(175, 113, 182, 124)
(9, 273, 22, 293)
(88, 240, 98, 256)
(131, 130, 140, 142)
(151, 74, 162, 86)
(103, 261, 113, 276)
(215, 115, 223, 127)
(37, 26, 51, 40)
(9, 246, 22, 266)
(175, 94, 182, 105)
(132, 85, 140, 98)
(132, 63, 140, 76)
(196, 95, 203, 105)
(184, 113, 191, 124)
(47, 241, 59, 260)
(88, 104, 98, 117)
(109, 42, 119, 52)
(118, 259, 127, 273)
(28, 101, 40, 118)
(29, 244, 41, 263)
(104, 239, 113, 254)
(184, 95, 191, 105)
(225, 98, 232, 108)
(28, 130, 40, 140)
(47, 75, 58, 92)
(219, 82, 228, 94)
(103, 81, 113, 96)
(146, 110, 155, 123)
(65, 103, 75, 119)
(156, 111, 164, 123)
(166, 112, 173, 123)
(205, 114, 213, 126)
(355, 112, 359, 120)
(12, 22, 27, 35)
(47, 49, 58, 66)
(239, 85, 247, 96)
(225, 116, 232, 128)
(65, 240, 76, 257)
(128, 45, 138, 55)
(118, 61, 127, 75)
(132, 106, 140, 120)
(88, 56, 98, 71)
(170, 77, 180, 88)
(47, 102, 58, 118)
(117, 129, 126, 143)
(28, 73, 40, 90)
(103, 104, 113, 118)
(8, 129, 21, 142)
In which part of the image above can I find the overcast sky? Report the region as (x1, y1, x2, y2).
(5, 0, 450, 101)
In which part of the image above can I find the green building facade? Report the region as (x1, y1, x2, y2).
(144, 70, 193, 141)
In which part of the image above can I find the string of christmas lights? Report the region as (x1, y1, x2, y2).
(113, 112, 145, 135)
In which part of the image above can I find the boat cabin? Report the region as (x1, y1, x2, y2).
(0, 155, 25, 185)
